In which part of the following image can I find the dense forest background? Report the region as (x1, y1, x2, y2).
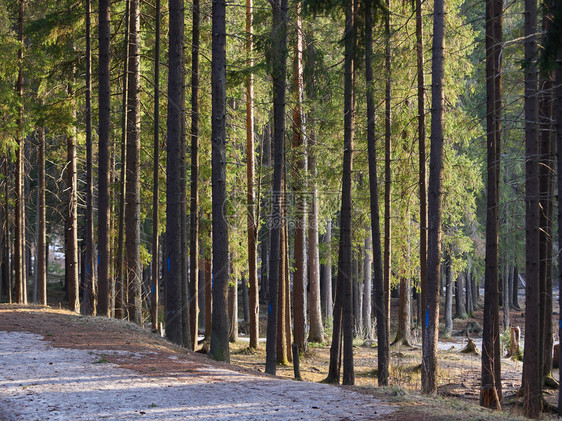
(0, 0, 559, 416)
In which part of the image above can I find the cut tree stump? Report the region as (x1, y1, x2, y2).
(507, 327, 520, 359)
(461, 338, 478, 354)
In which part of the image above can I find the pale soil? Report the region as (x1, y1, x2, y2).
(0, 306, 394, 420)
(0, 304, 555, 420)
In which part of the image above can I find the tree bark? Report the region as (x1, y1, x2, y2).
(188, 0, 200, 350)
(444, 254, 453, 337)
(229, 279, 238, 342)
(277, 202, 289, 365)
(151, 0, 161, 332)
(210, 0, 230, 362)
(37, 128, 46, 306)
(265, 0, 289, 375)
(416, 0, 427, 346)
(245, 0, 259, 350)
(383, 0, 392, 348)
(455, 272, 467, 319)
(83, 0, 96, 316)
(512, 265, 520, 309)
(422, 0, 445, 394)
(362, 235, 372, 338)
(66, 86, 79, 314)
(328, 0, 356, 385)
(114, 0, 130, 319)
(522, 0, 541, 413)
(125, 0, 142, 324)
(538, 3, 554, 380)
(14, 0, 26, 305)
(365, 0, 388, 386)
(323, 220, 333, 320)
(166, 0, 185, 346)
(308, 128, 324, 343)
(554, 32, 562, 416)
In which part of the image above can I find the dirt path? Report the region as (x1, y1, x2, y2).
(0, 307, 394, 420)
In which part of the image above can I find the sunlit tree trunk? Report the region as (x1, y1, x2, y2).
(82, 0, 96, 316)
(308, 128, 324, 343)
(416, 0, 427, 345)
(421, 0, 445, 394)
(37, 128, 46, 306)
(188, 0, 200, 349)
(125, 0, 142, 324)
(66, 86, 79, 314)
(245, 0, 259, 350)
(210, 0, 230, 362)
(323, 220, 333, 320)
(383, 0, 392, 347)
(115, 0, 130, 319)
(265, 0, 289, 375)
(14, 0, 26, 305)
(151, 0, 161, 331)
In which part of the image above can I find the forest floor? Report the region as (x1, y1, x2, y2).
(0, 300, 556, 420)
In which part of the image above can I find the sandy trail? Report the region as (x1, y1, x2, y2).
(0, 331, 393, 420)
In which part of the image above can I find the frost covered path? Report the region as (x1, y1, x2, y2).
(0, 330, 393, 420)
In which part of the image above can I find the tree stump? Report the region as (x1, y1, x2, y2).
(480, 384, 501, 409)
(508, 326, 520, 359)
(461, 338, 478, 354)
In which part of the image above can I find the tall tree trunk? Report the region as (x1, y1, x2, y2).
(125, 0, 142, 325)
(66, 86, 79, 313)
(522, 0, 541, 412)
(323, 220, 333, 320)
(245, 0, 259, 350)
(539, 74, 554, 384)
(538, 3, 555, 383)
(416, 0, 427, 346)
(265, 0, 289, 375)
(83, 0, 96, 316)
(365, 0, 388, 386)
(115, 0, 130, 319)
(189, 0, 200, 349)
(362, 235, 372, 338)
(326, 0, 356, 385)
(180, 56, 190, 350)
(37, 128, 46, 306)
(555, 34, 562, 415)
(421, 0, 445, 394)
(292, 1, 307, 354)
(166, 0, 185, 346)
(210, 0, 230, 362)
(151, 0, 161, 332)
(308, 128, 324, 343)
(383, 0, 392, 347)
(14, 0, 26, 305)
